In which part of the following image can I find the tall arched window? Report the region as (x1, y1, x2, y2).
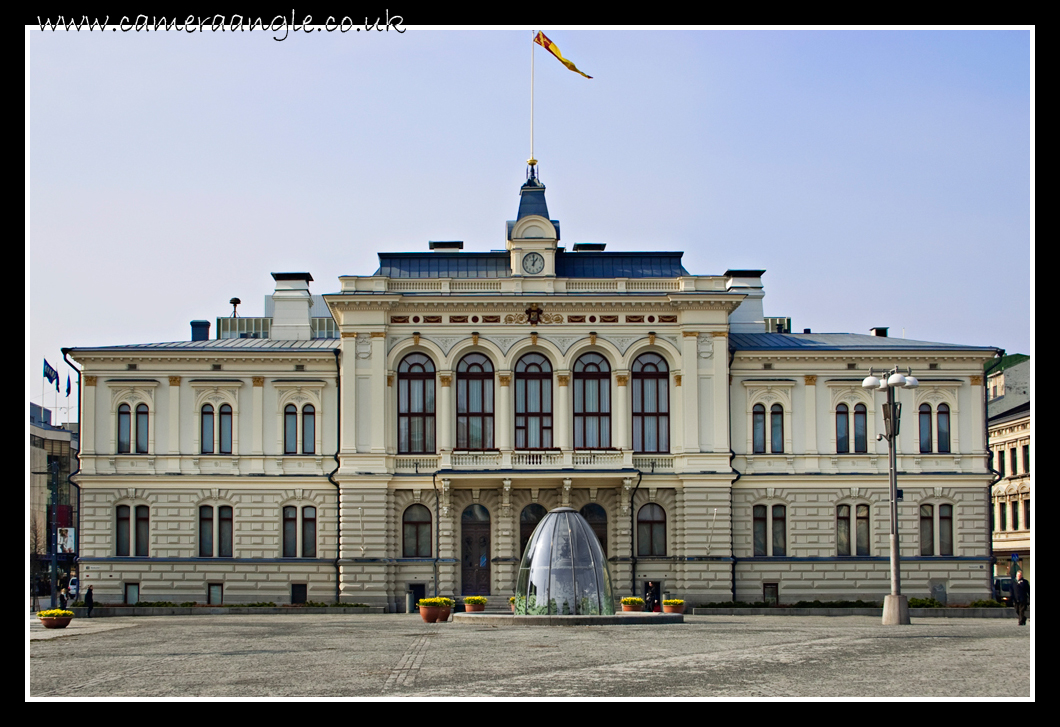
(753, 504, 786, 556)
(520, 503, 548, 556)
(637, 503, 666, 556)
(573, 353, 611, 449)
(457, 353, 494, 450)
(117, 404, 131, 454)
(919, 404, 933, 453)
(920, 504, 934, 555)
(771, 504, 786, 556)
(283, 506, 297, 557)
(403, 504, 432, 557)
(219, 404, 233, 454)
(199, 505, 213, 557)
(836, 404, 849, 454)
(201, 405, 215, 454)
(116, 505, 130, 556)
(301, 404, 315, 454)
(281, 504, 318, 558)
(580, 503, 608, 554)
(837, 504, 870, 556)
(302, 506, 316, 558)
(284, 404, 298, 454)
(515, 354, 553, 449)
(770, 405, 784, 454)
(753, 404, 766, 454)
(632, 353, 669, 453)
(853, 404, 867, 453)
(135, 504, 150, 556)
(939, 504, 953, 556)
(135, 404, 149, 454)
(398, 353, 436, 454)
(937, 404, 950, 454)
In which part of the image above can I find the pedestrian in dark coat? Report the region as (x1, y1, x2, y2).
(85, 586, 94, 618)
(59, 588, 68, 610)
(1014, 571, 1030, 625)
(644, 582, 657, 613)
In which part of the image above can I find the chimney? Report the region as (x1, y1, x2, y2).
(725, 270, 767, 333)
(191, 320, 211, 341)
(270, 273, 314, 340)
(870, 327, 889, 337)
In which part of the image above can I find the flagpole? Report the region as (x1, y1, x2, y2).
(530, 29, 535, 166)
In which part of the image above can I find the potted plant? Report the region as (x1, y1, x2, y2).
(620, 597, 645, 612)
(662, 599, 685, 614)
(37, 609, 75, 629)
(463, 596, 487, 612)
(509, 596, 517, 612)
(418, 597, 454, 623)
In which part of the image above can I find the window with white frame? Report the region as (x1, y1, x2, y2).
(282, 504, 317, 558)
(199, 504, 234, 557)
(837, 503, 870, 556)
(753, 503, 786, 556)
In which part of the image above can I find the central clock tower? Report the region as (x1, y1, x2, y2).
(507, 164, 559, 277)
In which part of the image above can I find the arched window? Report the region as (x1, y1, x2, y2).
(632, 353, 669, 453)
(770, 405, 784, 454)
(282, 505, 317, 558)
(457, 353, 494, 450)
(116, 505, 130, 556)
(637, 503, 666, 556)
(753, 504, 786, 556)
(520, 504, 548, 556)
(199, 505, 213, 557)
(853, 404, 867, 453)
(937, 404, 950, 454)
(753, 404, 766, 454)
(836, 404, 849, 454)
(302, 506, 316, 558)
(837, 504, 870, 556)
(920, 504, 934, 556)
(117, 404, 131, 454)
(301, 404, 315, 455)
(580, 503, 608, 554)
(573, 353, 611, 449)
(515, 354, 553, 449)
(403, 504, 432, 557)
(283, 506, 297, 557)
(919, 404, 933, 453)
(201, 405, 215, 454)
(398, 353, 436, 454)
(284, 404, 298, 455)
(219, 404, 233, 455)
(135, 404, 149, 454)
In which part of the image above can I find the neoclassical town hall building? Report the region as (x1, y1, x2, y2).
(68, 170, 1000, 608)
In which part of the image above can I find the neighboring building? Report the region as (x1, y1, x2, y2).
(30, 404, 79, 593)
(67, 169, 1001, 608)
(987, 355, 1030, 579)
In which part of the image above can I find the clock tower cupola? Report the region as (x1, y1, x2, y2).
(506, 163, 560, 277)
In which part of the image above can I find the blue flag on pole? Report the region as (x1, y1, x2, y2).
(66, 375, 72, 397)
(43, 359, 58, 385)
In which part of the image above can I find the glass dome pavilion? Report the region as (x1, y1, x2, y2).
(514, 507, 615, 615)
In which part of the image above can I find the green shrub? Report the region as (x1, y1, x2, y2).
(135, 601, 181, 607)
(228, 602, 277, 607)
(792, 600, 882, 609)
(908, 597, 944, 608)
(180, 602, 197, 607)
(969, 599, 1004, 608)
(330, 602, 370, 607)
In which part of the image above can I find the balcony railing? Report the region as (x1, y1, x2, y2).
(511, 451, 564, 467)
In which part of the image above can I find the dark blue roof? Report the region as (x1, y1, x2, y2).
(377, 253, 511, 278)
(729, 332, 998, 352)
(517, 176, 549, 220)
(555, 251, 687, 278)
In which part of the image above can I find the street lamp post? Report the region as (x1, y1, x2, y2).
(862, 366, 918, 625)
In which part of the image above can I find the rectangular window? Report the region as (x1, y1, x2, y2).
(763, 583, 779, 606)
(1024, 500, 1030, 529)
(771, 505, 786, 557)
(1009, 449, 1017, 477)
(939, 504, 953, 556)
(920, 504, 934, 556)
(998, 451, 1005, 478)
(135, 505, 150, 556)
(218, 506, 233, 557)
(1011, 501, 1019, 531)
(1023, 444, 1029, 474)
(208, 583, 223, 605)
(998, 501, 1007, 531)
(199, 506, 213, 557)
(855, 504, 870, 556)
(302, 506, 316, 558)
(836, 505, 850, 556)
(124, 583, 139, 605)
(753, 505, 767, 556)
(116, 505, 130, 557)
(118, 408, 131, 454)
(283, 506, 297, 557)
(135, 407, 149, 454)
(219, 407, 232, 454)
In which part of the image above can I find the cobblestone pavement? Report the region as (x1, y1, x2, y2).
(29, 614, 1032, 698)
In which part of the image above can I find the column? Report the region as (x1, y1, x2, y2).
(555, 372, 570, 451)
(804, 375, 818, 456)
(82, 376, 96, 456)
(612, 372, 629, 450)
(167, 376, 181, 455)
(712, 332, 729, 453)
(497, 372, 512, 451)
(681, 331, 701, 452)
(252, 377, 264, 454)
(339, 333, 358, 453)
(371, 333, 386, 453)
(437, 371, 453, 452)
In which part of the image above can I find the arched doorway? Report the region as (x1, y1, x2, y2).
(461, 504, 491, 595)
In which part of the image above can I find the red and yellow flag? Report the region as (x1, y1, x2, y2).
(534, 32, 592, 79)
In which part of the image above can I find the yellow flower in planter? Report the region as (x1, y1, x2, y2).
(463, 596, 488, 605)
(662, 599, 684, 606)
(620, 597, 644, 606)
(37, 609, 74, 618)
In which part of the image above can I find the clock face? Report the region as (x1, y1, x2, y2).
(522, 252, 545, 275)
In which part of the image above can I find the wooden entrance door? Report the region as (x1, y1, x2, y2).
(461, 504, 491, 595)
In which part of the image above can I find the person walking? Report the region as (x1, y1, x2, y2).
(59, 588, 68, 610)
(644, 582, 657, 614)
(84, 585, 94, 618)
(1014, 570, 1030, 625)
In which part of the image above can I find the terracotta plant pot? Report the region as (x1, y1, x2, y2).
(622, 604, 643, 612)
(436, 607, 451, 622)
(465, 603, 485, 612)
(663, 604, 685, 614)
(419, 606, 440, 623)
(39, 617, 73, 629)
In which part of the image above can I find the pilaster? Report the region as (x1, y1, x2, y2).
(682, 332, 701, 452)
(370, 333, 386, 453)
(712, 332, 729, 453)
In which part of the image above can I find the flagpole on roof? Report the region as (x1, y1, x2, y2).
(530, 29, 536, 170)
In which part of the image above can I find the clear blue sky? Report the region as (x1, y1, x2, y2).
(29, 28, 1032, 419)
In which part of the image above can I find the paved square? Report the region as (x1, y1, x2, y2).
(29, 614, 1031, 698)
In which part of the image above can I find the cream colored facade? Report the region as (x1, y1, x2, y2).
(987, 358, 1030, 579)
(67, 176, 1001, 608)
